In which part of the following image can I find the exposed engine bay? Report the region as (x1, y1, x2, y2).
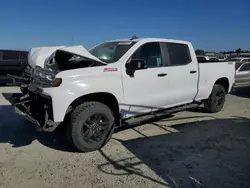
(45, 50, 105, 72)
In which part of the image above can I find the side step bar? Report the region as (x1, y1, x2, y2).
(123, 103, 199, 127)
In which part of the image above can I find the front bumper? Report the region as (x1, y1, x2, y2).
(2, 91, 60, 132)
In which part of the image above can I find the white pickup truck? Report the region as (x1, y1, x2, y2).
(3, 37, 235, 152)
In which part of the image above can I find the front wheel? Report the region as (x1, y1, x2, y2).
(204, 84, 226, 113)
(68, 102, 115, 152)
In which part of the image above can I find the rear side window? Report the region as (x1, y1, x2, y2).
(165, 43, 191, 66)
(240, 64, 250, 71)
(2, 51, 20, 60)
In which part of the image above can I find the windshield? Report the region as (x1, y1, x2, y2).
(89, 41, 136, 63)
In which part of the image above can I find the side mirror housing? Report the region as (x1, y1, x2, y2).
(126, 59, 148, 70)
(125, 59, 148, 76)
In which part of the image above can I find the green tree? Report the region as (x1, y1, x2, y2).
(235, 48, 242, 54)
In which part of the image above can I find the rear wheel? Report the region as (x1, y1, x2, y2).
(68, 102, 115, 152)
(204, 84, 226, 113)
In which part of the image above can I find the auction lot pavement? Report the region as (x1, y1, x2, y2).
(0, 87, 249, 188)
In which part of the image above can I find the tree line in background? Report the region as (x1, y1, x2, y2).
(195, 48, 250, 56)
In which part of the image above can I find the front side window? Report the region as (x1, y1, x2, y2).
(131, 42, 162, 68)
(89, 41, 136, 63)
(165, 43, 191, 66)
(240, 63, 250, 71)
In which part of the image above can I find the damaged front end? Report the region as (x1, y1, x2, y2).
(2, 66, 62, 132)
(2, 91, 59, 132)
(3, 46, 107, 132)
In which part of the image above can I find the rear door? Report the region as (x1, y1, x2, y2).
(0, 50, 27, 77)
(162, 42, 199, 106)
(235, 63, 250, 87)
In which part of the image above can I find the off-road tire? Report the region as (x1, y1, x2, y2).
(204, 84, 226, 113)
(68, 102, 115, 152)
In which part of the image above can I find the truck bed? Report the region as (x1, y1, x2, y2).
(195, 61, 235, 101)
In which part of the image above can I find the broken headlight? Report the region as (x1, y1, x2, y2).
(32, 66, 62, 87)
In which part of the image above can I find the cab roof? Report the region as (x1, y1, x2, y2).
(107, 37, 191, 45)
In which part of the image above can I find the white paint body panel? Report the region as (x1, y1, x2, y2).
(234, 63, 250, 87)
(29, 38, 235, 122)
(196, 62, 235, 100)
(28, 45, 105, 68)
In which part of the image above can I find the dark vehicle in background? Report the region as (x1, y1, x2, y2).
(0, 50, 28, 85)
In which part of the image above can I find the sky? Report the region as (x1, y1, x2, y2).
(0, 0, 250, 51)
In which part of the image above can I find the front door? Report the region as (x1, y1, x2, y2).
(121, 42, 169, 118)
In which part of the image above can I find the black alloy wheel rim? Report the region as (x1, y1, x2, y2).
(82, 113, 109, 143)
(215, 91, 225, 107)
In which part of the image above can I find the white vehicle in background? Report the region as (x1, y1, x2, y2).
(196, 55, 219, 62)
(234, 62, 250, 88)
(218, 56, 226, 61)
(227, 57, 250, 70)
(227, 57, 250, 63)
(3, 37, 235, 152)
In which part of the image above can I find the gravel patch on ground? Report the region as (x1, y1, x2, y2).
(0, 87, 249, 188)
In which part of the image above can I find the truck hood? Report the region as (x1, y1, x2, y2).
(28, 45, 107, 68)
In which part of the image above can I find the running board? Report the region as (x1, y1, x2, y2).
(123, 103, 199, 127)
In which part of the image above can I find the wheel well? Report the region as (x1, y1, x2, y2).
(215, 77, 229, 93)
(68, 92, 120, 124)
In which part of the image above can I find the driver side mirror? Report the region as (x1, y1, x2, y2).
(125, 59, 148, 76)
(126, 59, 148, 70)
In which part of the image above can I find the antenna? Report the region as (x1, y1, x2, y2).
(130, 34, 139, 40)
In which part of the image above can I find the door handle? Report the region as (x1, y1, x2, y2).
(190, 70, 197, 74)
(158, 73, 167, 77)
